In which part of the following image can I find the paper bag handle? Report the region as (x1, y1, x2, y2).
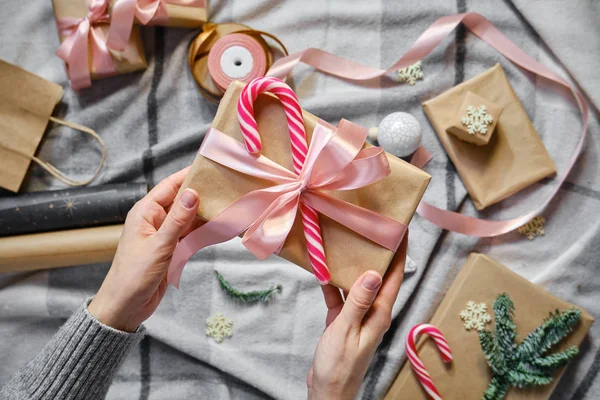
(30, 117, 106, 186)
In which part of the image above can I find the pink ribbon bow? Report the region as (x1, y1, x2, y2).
(167, 120, 407, 288)
(56, 0, 116, 90)
(107, 0, 206, 52)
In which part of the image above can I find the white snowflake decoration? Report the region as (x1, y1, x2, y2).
(460, 301, 492, 332)
(517, 216, 546, 240)
(461, 104, 494, 135)
(206, 312, 233, 343)
(397, 61, 424, 85)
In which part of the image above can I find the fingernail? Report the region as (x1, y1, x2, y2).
(180, 189, 198, 209)
(362, 272, 382, 290)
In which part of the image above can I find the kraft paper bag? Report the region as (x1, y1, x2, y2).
(386, 253, 593, 400)
(422, 64, 557, 210)
(178, 81, 431, 291)
(0, 60, 105, 192)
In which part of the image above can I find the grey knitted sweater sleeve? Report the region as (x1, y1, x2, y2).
(0, 299, 146, 400)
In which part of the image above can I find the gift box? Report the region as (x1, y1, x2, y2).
(109, 0, 207, 28)
(53, 0, 147, 89)
(386, 253, 594, 400)
(447, 91, 503, 146)
(177, 81, 431, 290)
(422, 64, 556, 210)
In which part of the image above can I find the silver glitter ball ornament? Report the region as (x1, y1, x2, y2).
(371, 112, 422, 157)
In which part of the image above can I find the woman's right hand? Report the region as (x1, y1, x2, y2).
(89, 167, 200, 333)
(307, 259, 405, 399)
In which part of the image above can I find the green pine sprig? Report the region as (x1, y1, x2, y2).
(479, 293, 581, 400)
(215, 271, 282, 303)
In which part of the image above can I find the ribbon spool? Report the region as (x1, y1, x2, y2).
(188, 22, 288, 103)
(207, 33, 267, 91)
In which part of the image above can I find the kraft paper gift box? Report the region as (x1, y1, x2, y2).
(423, 64, 556, 210)
(178, 81, 431, 291)
(386, 253, 594, 400)
(53, 0, 147, 84)
(447, 91, 503, 146)
(110, 0, 208, 28)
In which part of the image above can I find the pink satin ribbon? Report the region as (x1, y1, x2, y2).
(167, 119, 408, 287)
(266, 12, 589, 237)
(56, 0, 116, 90)
(107, 0, 206, 51)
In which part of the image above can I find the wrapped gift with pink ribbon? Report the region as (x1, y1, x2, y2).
(53, 0, 147, 89)
(107, 0, 207, 52)
(167, 78, 430, 291)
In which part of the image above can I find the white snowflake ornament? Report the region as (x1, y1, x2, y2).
(370, 112, 422, 157)
(461, 104, 494, 135)
(206, 312, 233, 343)
(397, 61, 424, 85)
(460, 301, 492, 332)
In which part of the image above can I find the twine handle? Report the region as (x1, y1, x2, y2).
(30, 116, 106, 186)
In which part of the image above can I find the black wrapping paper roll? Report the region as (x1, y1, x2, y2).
(0, 183, 147, 236)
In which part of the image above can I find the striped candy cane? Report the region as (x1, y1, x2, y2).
(238, 77, 330, 285)
(406, 324, 453, 400)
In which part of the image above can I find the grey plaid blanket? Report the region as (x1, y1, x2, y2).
(1, 0, 599, 399)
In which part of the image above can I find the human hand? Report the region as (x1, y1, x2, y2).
(88, 167, 200, 332)
(307, 252, 405, 399)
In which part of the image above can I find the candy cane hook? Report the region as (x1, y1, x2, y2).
(406, 324, 453, 400)
(237, 77, 330, 284)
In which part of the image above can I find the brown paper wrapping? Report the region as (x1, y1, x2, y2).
(0, 225, 122, 273)
(109, 0, 207, 27)
(109, 1, 207, 28)
(423, 64, 556, 210)
(179, 81, 431, 290)
(386, 253, 594, 400)
(0, 61, 65, 192)
(157, 3, 207, 27)
(53, 0, 148, 80)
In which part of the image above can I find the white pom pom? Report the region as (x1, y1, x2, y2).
(375, 112, 422, 157)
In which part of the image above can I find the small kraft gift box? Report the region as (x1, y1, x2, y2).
(169, 80, 431, 291)
(386, 253, 593, 400)
(422, 64, 556, 210)
(53, 0, 148, 89)
(446, 91, 503, 146)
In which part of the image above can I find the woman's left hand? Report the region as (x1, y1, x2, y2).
(88, 167, 201, 332)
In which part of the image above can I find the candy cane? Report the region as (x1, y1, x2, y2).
(238, 77, 330, 285)
(406, 324, 453, 400)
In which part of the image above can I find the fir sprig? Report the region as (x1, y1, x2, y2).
(215, 271, 282, 303)
(479, 293, 581, 400)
